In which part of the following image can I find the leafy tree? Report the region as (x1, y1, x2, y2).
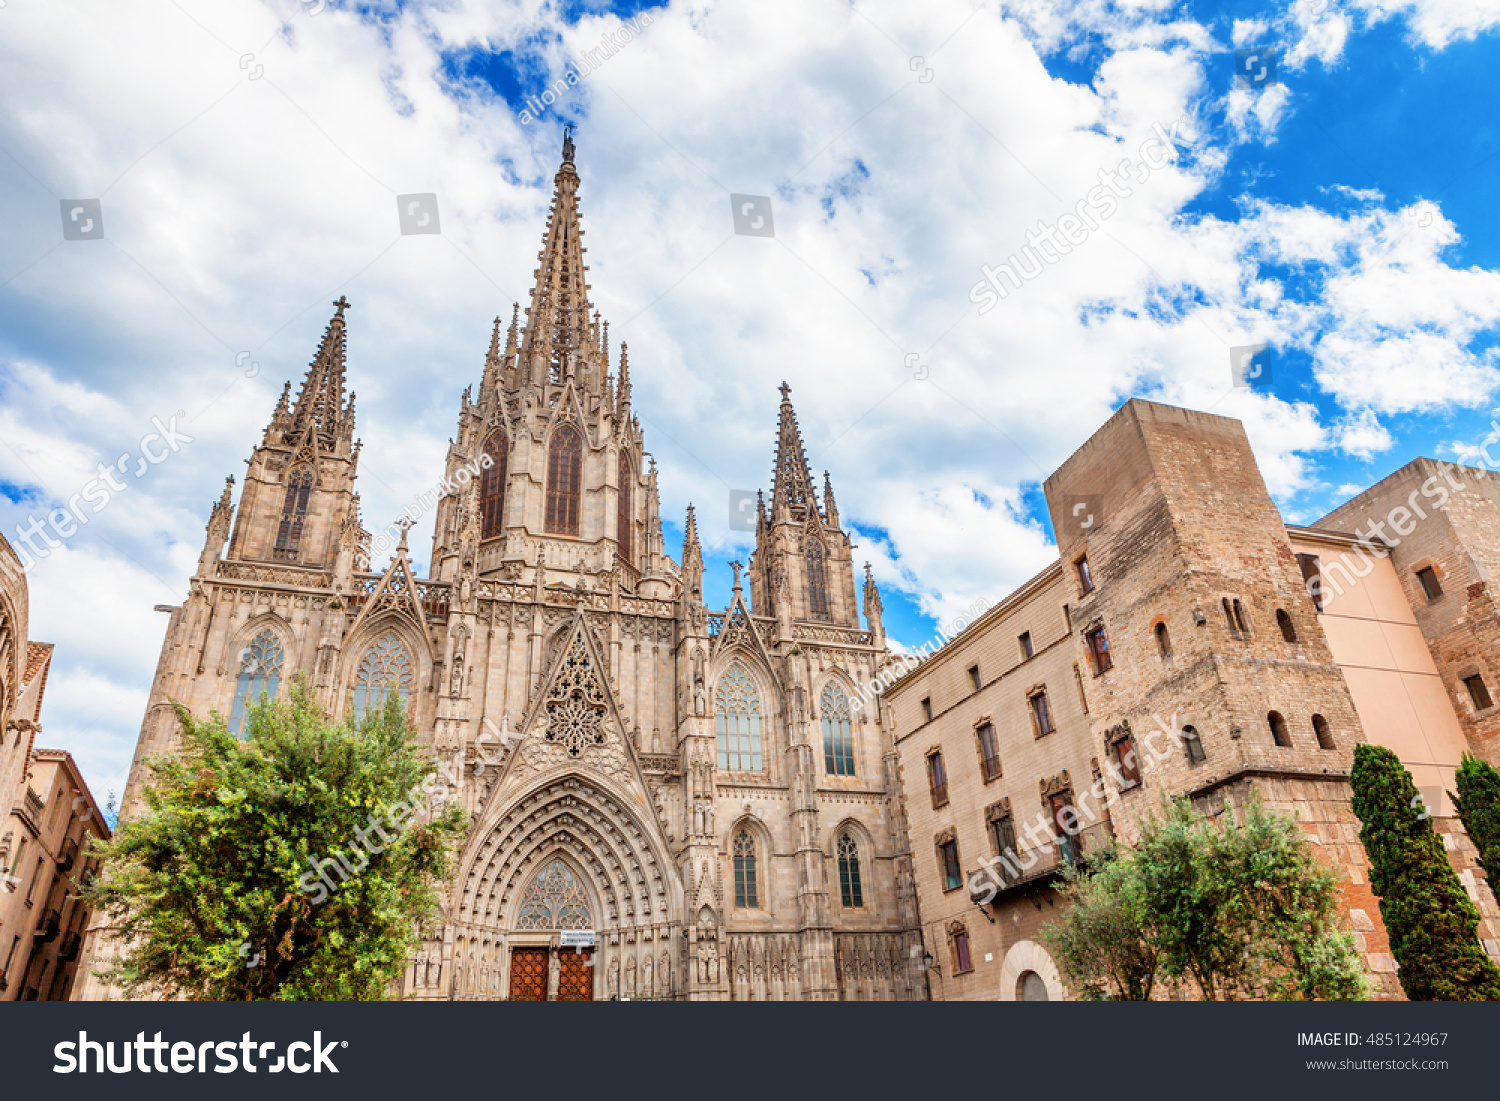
(1351, 743, 1500, 1000)
(83, 678, 468, 1000)
(1045, 798, 1366, 1000)
(1042, 850, 1156, 1000)
(1454, 753, 1500, 895)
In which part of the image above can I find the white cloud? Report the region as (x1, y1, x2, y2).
(1, 0, 1498, 796)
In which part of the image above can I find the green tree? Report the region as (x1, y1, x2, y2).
(1045, 798, 1366, 1000)
(1350, 742, 1500, 1000)
(83, 678, 468, 1000)
(1042, 849, 1156, 1000)
(1454, 753, 1500, 894)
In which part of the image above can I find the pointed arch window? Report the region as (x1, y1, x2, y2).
(837, 832, 864, 908)
(480, 433, 507, 540)
(273, 467, 313, 561)
(0, 610, 12, 721)
(228, 630, 284, 738)
(545, 424, 583, 536)
(515, 858, 592, 930)
(821, 681, 856, 776)
(806, 538, 829, 620)
(715, 662, 764, 772)
(351, 632, 413, 722)
(616, 450, 633, 568)
(733, 828, 759, 909)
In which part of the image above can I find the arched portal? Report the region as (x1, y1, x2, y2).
(448, 774, 685, 1002)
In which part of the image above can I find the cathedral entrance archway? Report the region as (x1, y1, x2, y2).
(505, 856, 598, 1001)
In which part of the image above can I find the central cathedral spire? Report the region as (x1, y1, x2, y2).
(521, 130, 595, 385)
(771, 382, 819, 521)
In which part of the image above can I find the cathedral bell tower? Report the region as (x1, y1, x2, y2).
(428, 129, 671, 601)
(222, 297, 363, 575)
(747, 384, 859, 629)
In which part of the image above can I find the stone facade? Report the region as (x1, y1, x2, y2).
(0, 533, 110, 1000)
(75, 137, 922, 1002)
(888, 399, 1500, 1000)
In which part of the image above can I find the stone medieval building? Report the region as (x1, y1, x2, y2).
(74, 134, 923, 1001)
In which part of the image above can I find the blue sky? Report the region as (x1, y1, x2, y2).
(3, 0, 1500, 797)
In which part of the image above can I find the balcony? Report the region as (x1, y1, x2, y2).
(58, 837, 78, 872)
(58, 930, 82, 962)
(968, 822, 1112, 906)
(16, 787, 44, 832)
(33, 907, 61, 942)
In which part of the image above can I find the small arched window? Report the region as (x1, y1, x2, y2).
(273, 467, 313, 561)
(1277, 609, 1297, 643)
(0, 609, 13, 721)
(821, 681, 855, 776)
(352, 632, 413, 722)
(1182, 724, 1206, 764)
(806, 539, 830, 621)
(733, 828, 759, 909)
(1234, 599, 1251, 636)
(715, 662, 764, 772)
(1155, 621, 1172, 659)
(1268, 710, 1291, 747)
(1018, 971, 1050, 1001)
(544, 425, 583, 536)
(837, 832, 864, 908)
(228, 630, 284, 738)
(1312, 713, 1335, 750)
(616, 450, 633, 568)
(480, 433, 507, 540)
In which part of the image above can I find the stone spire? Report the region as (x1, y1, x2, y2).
(481, 315, 503, 396)
(863, 562, 884, 646)
(617, 341, 632, 422)
(197, 477, 235, 576)
(822, 470, 840, 529)
(521, 133, 594, 384)
(771, 382, 818, 521)
(288, 296, 354, 449)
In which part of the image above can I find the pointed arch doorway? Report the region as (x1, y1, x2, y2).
(507, 856, 596, 1001)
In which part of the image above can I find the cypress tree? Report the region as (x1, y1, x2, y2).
(1454, 753, 1500, 895)
(1350, 743, 1500, 1000)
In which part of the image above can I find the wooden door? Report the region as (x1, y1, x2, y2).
(557, 947, 594, 1001)
(509, 947, 548, 1001)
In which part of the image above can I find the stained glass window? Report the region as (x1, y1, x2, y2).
(351, 632, 412, 721)
(480, 434, 507, 540)
(616, 450, 633, 568)
(545, 425, 582, 536)
(733, 829, 758, 909)
(515, 858, 592, 930)
(806, 539, 829, 620)
(715, 662, 764, 772)
(273, 467, 313, 561)
(821, 682, 855, 776)
(837, 832, 863, 908)
(229, 630, 284, 738)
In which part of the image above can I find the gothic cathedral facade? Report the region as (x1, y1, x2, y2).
(76, 137, 924, 1002)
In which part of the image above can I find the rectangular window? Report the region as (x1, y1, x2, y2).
(1050, 793, 1080, 864)
(26, 858, 44, 903)
(952, 931, 972, 973)
(927, 752, 948, 809)
(976, 723, 1002, 781)
(1466, 674, 1494, 712)
(1297, 553, 1323, 612)
(8, 836, 25, 878)
(1113, 736, 1141, 786)
(1417, 567, 1443, 601)
(968, 665, 982, 692)
(1030, 691, 1055, 737)
(1076, 556, 1094, 593)
(2, 935, 17, 981)
(938, 839, 962, 892)
(1018, 631, 1034, 659)
(1087, 627, 1113, 673)
(990, 813, 1016, 861)
(920, 697, 933, 723)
